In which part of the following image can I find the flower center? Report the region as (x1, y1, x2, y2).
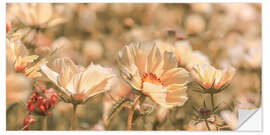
(141, 73, 163, 89)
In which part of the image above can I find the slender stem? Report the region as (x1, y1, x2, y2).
(210, 93, 216, 121)
(127, 95, 141, 130)
(70, 104, 78, 130)
(210, 93, 218, 130)
(210, 93, 215, 112)
(41, 116, 47, 130)
(204, 118, 210, 131)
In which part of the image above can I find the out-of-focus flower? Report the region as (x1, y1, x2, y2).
(27, 85, 58, 116)
(6, 21, 11, 32)
(6, 38, 37, 72)
(191, 64, 236, 93)
(185, 14, 206, 34)
(77, 4, 97, 32)
(12, 3, 66, 28)
(155, 40, 175, 53)
(6, 73, 31, 106)
(41, 57, 115, 104)
(236, 92, 260, 109)
(22, 114, 35, 130)
(123, 17, 135, 27)
(227, 39, 261, 70)
(174, 40, 210, 70)
(220, 3, 257, 22)
(117, 42, 189, 108)
(220, 110, 238, 130)
(190, 3, 213, 14)
(6, 38, 46, 78)
(92, 121, 105, 130)
(82, 40, 104, 62)
(242, 45, 261, 70)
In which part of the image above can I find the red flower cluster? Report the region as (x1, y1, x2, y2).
(22, 83, 58, 130)
(27, 87, 58, 115)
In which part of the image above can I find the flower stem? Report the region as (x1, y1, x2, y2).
(127, 95, 141, 130)
(70, 104, 78, 130)
(210, 93, 214, 112)
(204, 118, 210, 131)
(41, 116, 47, 130)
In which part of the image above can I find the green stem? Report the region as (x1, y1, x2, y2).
(70, 104, 78, 130)
(41, 116, 47, 130)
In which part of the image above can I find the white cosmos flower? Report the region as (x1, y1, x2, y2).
(41, 57, 115, 104)
(117, 42, 190, 108)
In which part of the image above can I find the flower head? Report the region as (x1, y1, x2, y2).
(191, 64, 235, 93)
(117, 42, 189, 108)
(41, 57, 115, 104)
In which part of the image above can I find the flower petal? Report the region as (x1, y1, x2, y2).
(160, 68, 190, 86)
(40, 64, 71, 97)
(142, 82, 176, 108)
(165, 84, 188, 106)
(75, 64, 114, 96)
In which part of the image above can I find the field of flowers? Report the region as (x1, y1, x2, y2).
(6, 3, 261, 130)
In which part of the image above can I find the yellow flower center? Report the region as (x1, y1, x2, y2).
(141, 73, 163, 89)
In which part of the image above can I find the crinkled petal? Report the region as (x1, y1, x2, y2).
(160, 68, 189, 86)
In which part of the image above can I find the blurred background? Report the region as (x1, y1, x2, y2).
(6, 3, 261, 130)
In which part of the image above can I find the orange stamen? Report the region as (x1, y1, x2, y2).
(140, 73, 163, 89)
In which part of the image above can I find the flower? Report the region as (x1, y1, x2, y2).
(6, 37, 47, 78)
(220, 110, 238, 130)
(191, 64, 235, 93)
(227, 39, 261, 70)
(7, 38, 37, 72)
(174, 40, 210, 70)
(41, 57, 115, 104)
(117, 42, 189, 108)
(12, 3, 66, 28)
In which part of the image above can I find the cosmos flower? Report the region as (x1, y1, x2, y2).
(41, 57, 115, 105)
(174, 40, 210, 70)
(117, 42, 189, 108)
(191, 64, 235, 93)
(12, 3, 66, 28)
